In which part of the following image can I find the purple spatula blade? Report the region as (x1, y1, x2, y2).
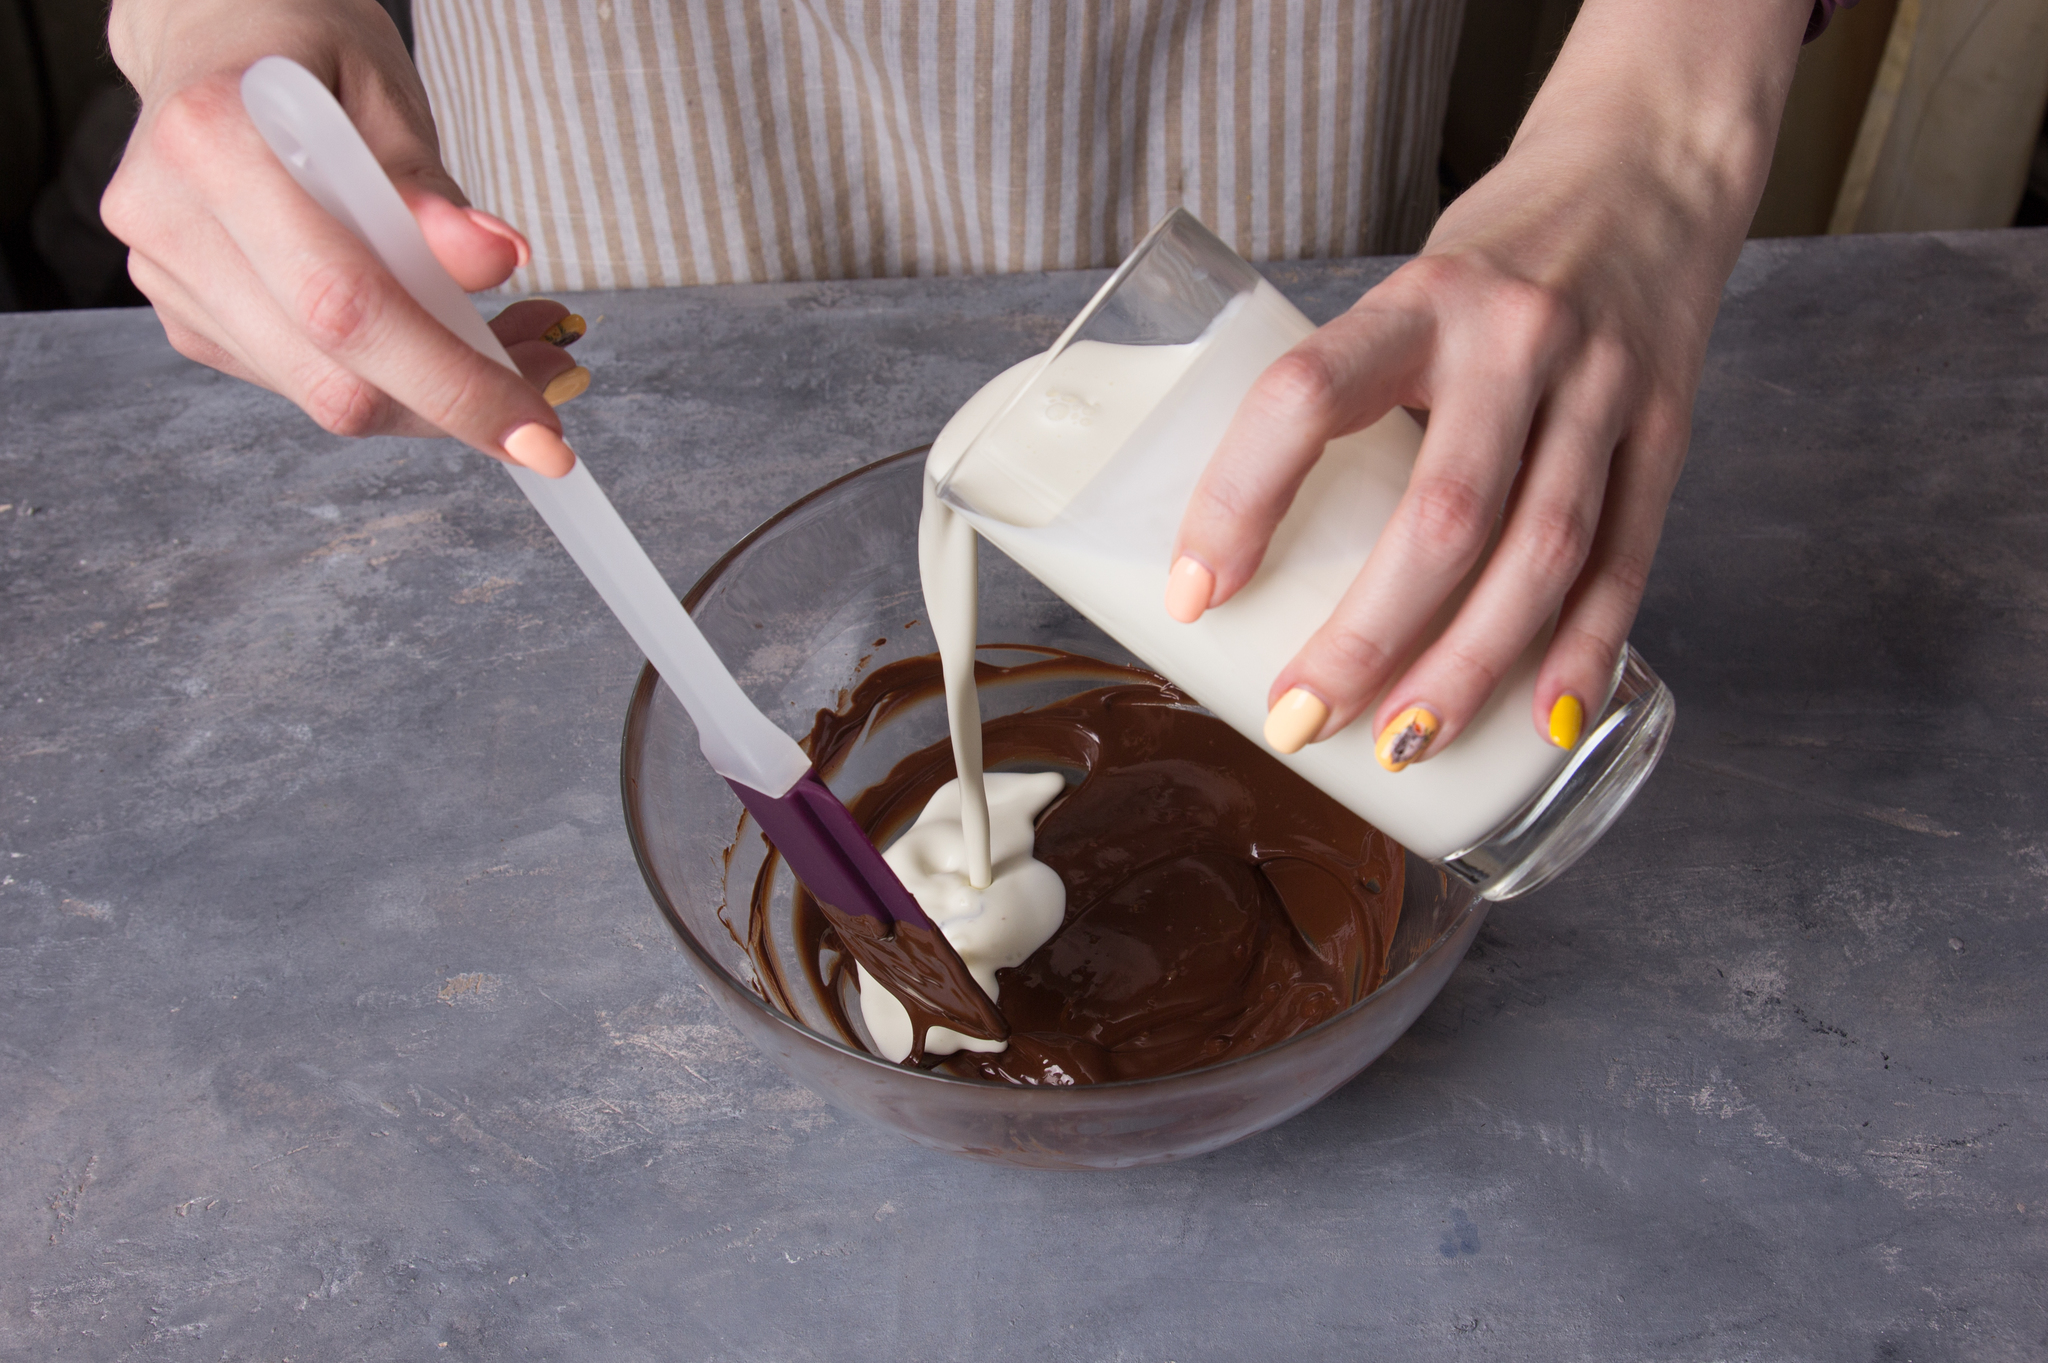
(728, 771, 1010, 1045)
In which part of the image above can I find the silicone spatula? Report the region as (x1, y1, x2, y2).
(238, 55, 1005, 1046)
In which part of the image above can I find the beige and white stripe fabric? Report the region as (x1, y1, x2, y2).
(414, 0, 1464, 293)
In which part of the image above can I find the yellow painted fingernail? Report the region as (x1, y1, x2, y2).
(1375, 706, 1439, 772)
(1164, 555, 1215, 623)
(1264, 688, 1329, 755)
(1548, 693, 1584, 750)
(541, 313, 587, 347)
(542, 365, 591, 406)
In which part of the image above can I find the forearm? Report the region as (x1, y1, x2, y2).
(1495, 0, 1808, 293)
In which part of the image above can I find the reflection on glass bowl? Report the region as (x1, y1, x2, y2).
(620, 449, 1487, 1169)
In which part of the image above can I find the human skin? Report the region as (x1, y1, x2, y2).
(105, 0, 1807, 748)
(1169, 0, 1811, 764)
(103, 0, 577, 475)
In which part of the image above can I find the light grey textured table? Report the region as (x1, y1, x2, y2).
(3, 230, 2045, 1362)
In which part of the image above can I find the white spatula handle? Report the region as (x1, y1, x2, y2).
(240, 55, 810, 797)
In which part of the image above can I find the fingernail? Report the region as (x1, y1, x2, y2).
(1264, 688, 1329, 755)
(502, 422, 576, 477)
(542, 365, 591, 406)
(540, 313, 586, 347)
(465, 208, 531, 269)
(1375, 706, 1440, 772)
(1164, 555, 1215, 623)
(1547, 692, 1584, 750)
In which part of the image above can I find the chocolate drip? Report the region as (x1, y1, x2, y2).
(751, 648, 1404, 1084)
(825, 913, 1006, 1065)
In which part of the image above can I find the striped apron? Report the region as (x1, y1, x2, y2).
(414, 0, 1464, 292)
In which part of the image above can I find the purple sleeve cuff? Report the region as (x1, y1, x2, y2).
(1807, 0, 1860, 42)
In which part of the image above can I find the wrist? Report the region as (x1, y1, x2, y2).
(1506, 0, 1808, 262)
(111, 0, 398, 105)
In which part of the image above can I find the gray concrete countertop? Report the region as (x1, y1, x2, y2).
(3, 230, 2045, 1362)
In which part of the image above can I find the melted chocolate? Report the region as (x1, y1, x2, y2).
(753, 648, 1404, 1085)
(826, 914, 1006, 1065)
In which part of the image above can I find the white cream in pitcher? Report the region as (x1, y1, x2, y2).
(926, 280, 1607, 862)
(861, 277, 1619, 1056)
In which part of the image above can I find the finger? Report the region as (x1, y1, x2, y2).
(127, 251, 265, 386)
(135, 210, 446, 438)
(489, 297, 584, 348)
(334, 43, 530, 291)
(109, 73, 545, 454)
(1534, 412, 1687, 750)
(490, 297, 568, 343)
(504, 338, 589, 405)
(203, 119, 572, 473)
(1365, 369, 1627, 767)
(138, 181, 571, 432)
(401, 184, 528, 290)
(1167, 299, 1432, 621)
(495, 301, 590, 404)
(1261, 367, 1544, 754)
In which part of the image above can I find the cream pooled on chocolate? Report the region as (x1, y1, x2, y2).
(858, 770, 1068, 1062)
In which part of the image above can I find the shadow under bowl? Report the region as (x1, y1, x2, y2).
(621, 449, 1487, 1170)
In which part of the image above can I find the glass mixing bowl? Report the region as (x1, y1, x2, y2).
(620, 449, 1488, 1169)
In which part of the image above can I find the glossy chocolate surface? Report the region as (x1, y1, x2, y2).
(754, 649, 1404, 1084)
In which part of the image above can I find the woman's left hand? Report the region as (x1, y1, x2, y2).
(1167, 0, 1810, 769)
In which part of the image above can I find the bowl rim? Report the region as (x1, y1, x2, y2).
(619, 447, 1486, 1093)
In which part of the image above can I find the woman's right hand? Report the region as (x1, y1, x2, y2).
(103, 0, 582, 475)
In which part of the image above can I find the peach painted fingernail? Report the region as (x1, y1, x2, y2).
(1164, 556, 1215, 623)
(465, 208, 531, 269)
(502, 422, 575, 477)
(1375, 705, 1439, 772)
(1547, 693, 1584, 750)
(540, 313, 586, 347)
(1264, 688, 1329, 754)
(542, 365, 591, 406)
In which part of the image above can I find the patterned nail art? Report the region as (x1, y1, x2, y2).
(541, 313, 587, 347)
(1375, 706, 1439, 772)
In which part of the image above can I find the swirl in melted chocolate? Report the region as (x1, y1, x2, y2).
(748, 649, 1405, 1085)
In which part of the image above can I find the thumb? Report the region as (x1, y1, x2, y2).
(399, 183, 529, 292)
(320, 32, 524, 290)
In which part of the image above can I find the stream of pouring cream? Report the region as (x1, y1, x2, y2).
(917, 477, 993, 889)
(859, 341, 1222, 1062)
(851, 447, 1070, 1064)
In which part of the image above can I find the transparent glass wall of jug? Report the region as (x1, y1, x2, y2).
(933, 209, 1673, 900)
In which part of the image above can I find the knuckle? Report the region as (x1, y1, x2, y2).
(1187, 462, 1274, 533)
(1582, 333, 1641, 394)
(1635, 398, 1692, 454)
(1393, 252, 1461, 298)
(403, 353, 497, 437)
(99, 171, 145, 245)
(301, 368, 391, 438)
(1402, 475, 1495, 557)
(1516, 502, 1596, 584)
(124, 250, 165, 301)
(1441, 638, 1505, 699)
(1556, 616, 1633, 678)
(1253, 347, 1338, 426)
(160, 322, 212, 365)
(150, 77, 245, 171)
(1491, 278, 1573, 357)
(1316, 624, 1393, 683)
(294, 261, 382, 352)
(1186, 474, 1250, 529)
(1600, 546, 1655, 601)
